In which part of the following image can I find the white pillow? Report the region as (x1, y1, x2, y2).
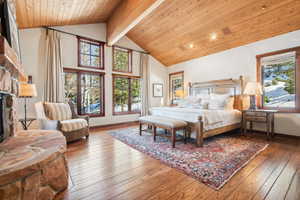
(196, 94, 211, 107)
(208, 94, 231, 110)
(177, 96, 201, 108)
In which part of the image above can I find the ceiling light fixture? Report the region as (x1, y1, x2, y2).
(261, 5, 267, 10)
(210, 33, 217, 40)
(188, 43, 195, 48)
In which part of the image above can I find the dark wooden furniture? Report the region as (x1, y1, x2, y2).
(139, 116, 188, 148)
(19, 117, 36, 130)
(242, 109, 278, 138)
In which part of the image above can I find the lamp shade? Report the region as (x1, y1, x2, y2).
(244, 82, 263, 95)
(19, 83, 37, 97)
(175, 90, 185, 98)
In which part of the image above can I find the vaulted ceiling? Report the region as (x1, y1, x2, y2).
(15, 0, 300, 66)
(15, 0, 121, 28)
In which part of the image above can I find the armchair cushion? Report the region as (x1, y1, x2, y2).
(60, 118, 88, 132)
(44, 102, 72, 120)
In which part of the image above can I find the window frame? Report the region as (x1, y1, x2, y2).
(77, 36, 105, 70)
(112, 74, 141, 115)
(112, 46, 133, 73)
(64, 68, 105, 117)
(256, 46, 300, 113)
(169, 71, 184, 105)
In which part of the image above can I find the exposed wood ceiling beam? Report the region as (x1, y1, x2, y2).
(107, 0, 165, 46)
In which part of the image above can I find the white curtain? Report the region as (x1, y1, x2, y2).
(140, 54, 150, 116)
(44, 30, 64, 102)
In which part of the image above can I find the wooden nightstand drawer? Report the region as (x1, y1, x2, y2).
(245, 116, 267, 122)
(245, 112, 267, 117)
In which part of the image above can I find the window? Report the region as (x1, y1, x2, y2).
(257, 47, 300, 112)
(169, 71, 184, 105)
(78, 37, 104, 69)
(64, 69, 105, 116)
(113, 46, 132, 73)
(113, 75, 141, 114)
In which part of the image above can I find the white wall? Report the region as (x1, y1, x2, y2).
(18, 23, 167, 127)
(168, 30, 300, 136)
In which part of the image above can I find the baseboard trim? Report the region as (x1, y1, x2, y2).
(251, 129, 300, 139)
(90, 121, 139, 130)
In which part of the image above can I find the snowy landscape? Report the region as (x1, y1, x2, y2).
(263, 62, 295, 108)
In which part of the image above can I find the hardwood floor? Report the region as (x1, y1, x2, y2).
(63, 124, 300, 200)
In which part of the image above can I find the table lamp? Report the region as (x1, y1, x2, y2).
(175, 90, 185, 98)
(18, 82, 37, 129)
(244, 82, 263, 110)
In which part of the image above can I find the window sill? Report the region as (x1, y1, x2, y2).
(260, 107, 300, 113)
(79, 113, 105, 118)
(113, 112, 141, 116)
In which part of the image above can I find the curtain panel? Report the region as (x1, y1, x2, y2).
(140, 54, 150, 116)
(44, 30, 64, 102)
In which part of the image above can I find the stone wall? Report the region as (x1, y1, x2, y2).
(0, 130, 69, 200)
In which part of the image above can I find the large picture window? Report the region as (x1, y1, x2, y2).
(169, 71, 184, 105)
(113, 46, 132, 73)
(64, 69, 105, 117)
(257, 47, 300, 112)
(78, 37, 104, 69)
(113, 75, 141, 114)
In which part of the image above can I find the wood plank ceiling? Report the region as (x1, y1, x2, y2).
(15, 0, 121, 28)
(127, 0, 300, 66)
(15, 0, 300, 66)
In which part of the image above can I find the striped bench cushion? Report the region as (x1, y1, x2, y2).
(60, 119, 88, 132)
(44, 102, 72, 120)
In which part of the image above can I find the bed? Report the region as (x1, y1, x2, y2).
(150, 76, 247, 147)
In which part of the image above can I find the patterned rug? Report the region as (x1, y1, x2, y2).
(108, 128, 268, 190)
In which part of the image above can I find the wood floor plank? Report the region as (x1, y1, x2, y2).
(81, 165, 173, 200)
(60, 125, 300, 200)
(264, 153, 300, 200)
(145, 177, 196, 200)
(285, 169, 300, 200)
(67, 159, 164, 199)
(225, 146, 291, 200)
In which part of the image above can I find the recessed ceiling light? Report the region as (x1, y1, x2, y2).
(188, 43, 195, 48)
(210, 33, 217, 40)
(261, 5, 267, 10)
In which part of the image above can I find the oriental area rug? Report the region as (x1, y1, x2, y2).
(108, 128, 268, 190)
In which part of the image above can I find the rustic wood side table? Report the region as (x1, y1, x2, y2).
(242, 109, 278, 138)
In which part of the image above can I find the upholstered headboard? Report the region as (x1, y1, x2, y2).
(188, 76, 247, 111)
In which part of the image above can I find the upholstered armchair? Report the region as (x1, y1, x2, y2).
(35, 101, 89, 142)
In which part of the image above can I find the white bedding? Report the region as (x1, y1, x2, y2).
(150, 107, 241, 131)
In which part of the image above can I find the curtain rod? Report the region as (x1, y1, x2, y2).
(43, 26, 149, 55)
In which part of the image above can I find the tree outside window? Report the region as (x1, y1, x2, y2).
(64, 70, 105, 117)
(113, 46, 132, 73)
(113, 75, 141, 114)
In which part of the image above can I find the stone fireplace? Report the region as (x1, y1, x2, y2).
(0, 22, 68, 200)
(0, 92, 17, 143)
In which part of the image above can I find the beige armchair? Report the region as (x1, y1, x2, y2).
(35, 101, 89, 142)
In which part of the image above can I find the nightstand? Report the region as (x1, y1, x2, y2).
(242, 110, 278, 138)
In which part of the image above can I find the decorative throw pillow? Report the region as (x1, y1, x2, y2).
(178, 96, 201, 108)
(208, 94, 231, 110)
(44, 102, 72, 120)
(196, 94, 211, 109)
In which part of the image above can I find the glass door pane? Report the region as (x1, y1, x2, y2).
(80, 73, 101, 114)
(131, 78, 141, 112)
(114, 77, 129, 113)
(64, 72, 78, 104)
